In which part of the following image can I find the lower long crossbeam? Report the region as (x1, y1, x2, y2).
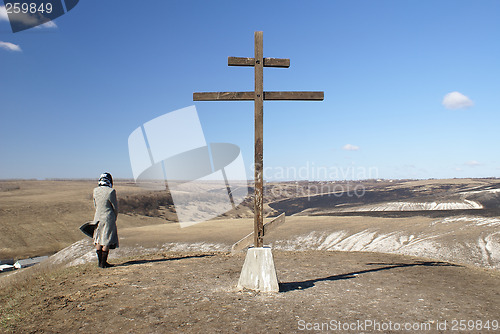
(193, 91, 324, 101)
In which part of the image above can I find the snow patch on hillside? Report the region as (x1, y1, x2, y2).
(274, 230, 440, 256)
(48, 216, 499, 271)
(273, 227, 499, 270)
(50, 239, 230, 268)
(342, 200, 482, 212)
(160, 242, 229, 252)
(435, 216, 500, 227)
(459, 189, 500, 195)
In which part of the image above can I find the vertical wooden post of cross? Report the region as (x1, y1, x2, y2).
(254, 31, 264, 248)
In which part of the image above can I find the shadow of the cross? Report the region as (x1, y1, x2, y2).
(279, 260, 462, 292)
(116, 254, 214, 267)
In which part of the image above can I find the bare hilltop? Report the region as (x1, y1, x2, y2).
(1, 178, 499, 333)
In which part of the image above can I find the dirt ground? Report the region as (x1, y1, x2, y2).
(1, 250, 499, 333)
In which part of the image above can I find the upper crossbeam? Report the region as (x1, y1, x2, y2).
(228, 57, 290, 68)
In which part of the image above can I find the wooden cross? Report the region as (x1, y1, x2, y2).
(194, 31, 324, 248)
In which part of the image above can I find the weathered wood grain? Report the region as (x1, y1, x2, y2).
(231, 213, 286, 254)
(254, 31, 264, 248)
(228, 57, 290, 68)
(193, 91, 324, 101)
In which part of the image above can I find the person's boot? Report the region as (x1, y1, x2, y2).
(101, 250, 113, 268)
(96, 249, 103, 268)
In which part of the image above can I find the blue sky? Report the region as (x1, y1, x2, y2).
(1, 0, 499, 180)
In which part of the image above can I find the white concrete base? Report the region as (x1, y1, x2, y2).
(237, 247, 279, 292)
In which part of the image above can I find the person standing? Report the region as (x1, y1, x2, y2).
(93, 172, 119, 268)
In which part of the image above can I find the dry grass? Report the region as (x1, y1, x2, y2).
(1, 250, 499, 333)
(0, 262, 63, 332)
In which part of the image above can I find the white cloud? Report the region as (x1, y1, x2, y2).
(342, 144, 360, 151)
(0, 41, 22, 52)
(0, 6, 8, 21)
(465, 160, 481, 167)
(442, 91, 474, 110)
(36, 20, 57, 29)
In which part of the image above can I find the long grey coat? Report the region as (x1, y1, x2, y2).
(93, 186, 119, 248)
